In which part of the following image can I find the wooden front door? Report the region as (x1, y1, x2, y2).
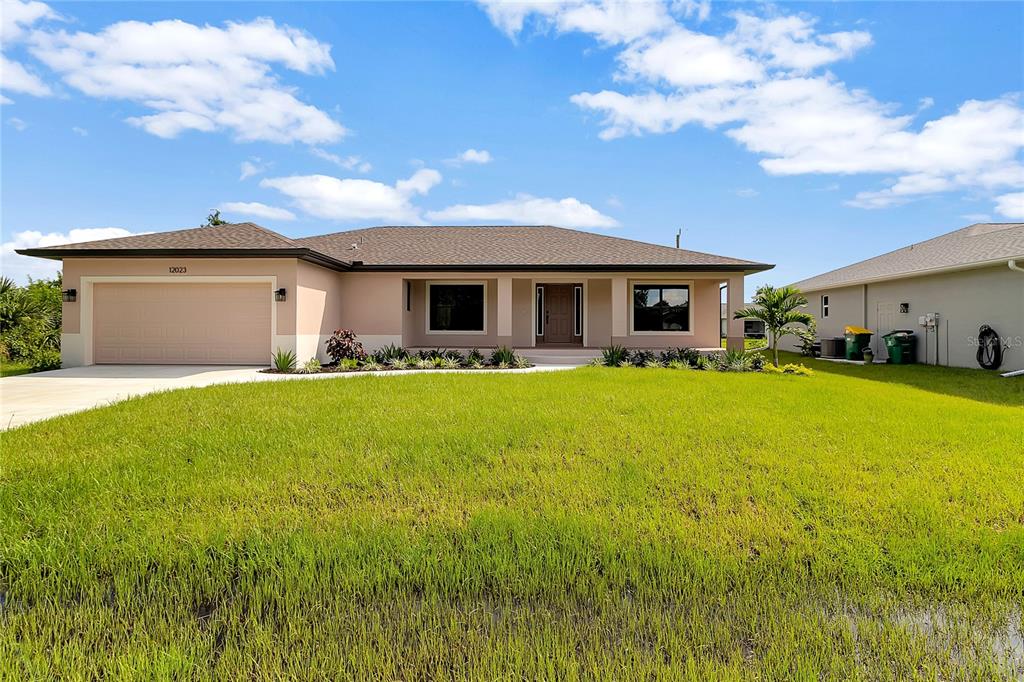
(539, 284, 580, 345)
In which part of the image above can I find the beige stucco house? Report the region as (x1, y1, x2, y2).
(18, 223, 772, 367)
(786, 222, 1024, 371)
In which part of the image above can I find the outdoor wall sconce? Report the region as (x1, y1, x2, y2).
(274, 288, 287, 302)
(62, 289, 77, 302)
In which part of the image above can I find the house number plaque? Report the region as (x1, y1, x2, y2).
(169, 266, 187, 273)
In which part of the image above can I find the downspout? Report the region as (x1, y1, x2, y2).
(1009, 259, 1024, 273)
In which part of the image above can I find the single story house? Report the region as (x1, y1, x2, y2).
(786, 222, 1024, 370)
(18, 223, 772, 367)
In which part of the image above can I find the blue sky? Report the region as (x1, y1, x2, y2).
(2, 1, 1022, 288)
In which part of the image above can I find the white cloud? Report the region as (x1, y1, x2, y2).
(729, 13, 872, 72)
(994, 192, 1024, 220)
(218, 201, 296, 221)
(487, 3, 1024, 218)
(0, 53, 52, 97)
(7, 117, 28, 131)
(426, 194, 619, 228)
(2, 0, 57, 42)
(261, 168, 442, 222)
(619, 29, 763, 87)
(1, 227, 144, 283)
(0, 1, 57, 100)
(310, 147, 372, 173)
(71, 125, 87, 136)
(446, 148, 493, 165)
(239, 157, 271, 180)
(734, 188, 759, 198)
(479, 0, 673, 45)
(675, 0, 711, 24)
(960, 213, 992, 223)
(28, 16, 346, 144)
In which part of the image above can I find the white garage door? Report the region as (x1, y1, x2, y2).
(93, 282, 272, 365)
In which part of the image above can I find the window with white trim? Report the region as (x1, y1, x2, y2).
(632, 284, 690, 332)
(821, 295, 830, 318)
(427, 283, 485, 333)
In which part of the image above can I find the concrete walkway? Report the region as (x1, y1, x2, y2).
(0, 363, 579, 430)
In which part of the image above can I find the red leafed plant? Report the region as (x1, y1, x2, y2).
(325, 329, 366, 363)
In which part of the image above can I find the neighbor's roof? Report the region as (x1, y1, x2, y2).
(19, 223, 773, 272)
(791, 223, 1024, 291)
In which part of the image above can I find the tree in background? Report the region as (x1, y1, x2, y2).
(733, 286, 815, 367)
(203, 209, 227, 227)
(0, 276, 63, 371)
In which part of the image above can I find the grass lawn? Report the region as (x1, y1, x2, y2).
(720, 338, 768, 350)
(2, 357, 1022, 679)
(0, 361, 33, 378)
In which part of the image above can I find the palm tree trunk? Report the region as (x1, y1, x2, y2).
(773, 339, 780, 367)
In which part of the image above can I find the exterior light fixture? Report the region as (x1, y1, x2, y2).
(274, 288, 287, 302)
(62, 288, 77, 302)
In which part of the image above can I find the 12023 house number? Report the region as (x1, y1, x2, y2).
(169, 266, 187, 274)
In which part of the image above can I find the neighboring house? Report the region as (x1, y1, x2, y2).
(720, 302, 766, 339)
(18, 223, 772, 367)
(787, 222, 1024, 370)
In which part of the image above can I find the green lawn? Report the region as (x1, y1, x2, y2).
(721, 337, 768, 350)
(2, 360, 1022, 679)
(0, 361, 33, 378)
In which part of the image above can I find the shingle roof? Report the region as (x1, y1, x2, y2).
(791, 223, 1024, 291)
(23, 222, 301, 252)
(295, 225, 769, 269)
(18, 223, 772, 272)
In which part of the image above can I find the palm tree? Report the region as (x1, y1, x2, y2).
(733, 285, 815, 367)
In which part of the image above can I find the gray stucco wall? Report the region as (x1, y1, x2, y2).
(787, 264, 1024, 370)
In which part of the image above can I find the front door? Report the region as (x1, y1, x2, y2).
(539, 284, 580, 345)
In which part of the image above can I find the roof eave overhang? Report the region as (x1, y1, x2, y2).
(793, 256, 1022, 292)
(15, 247, 354, 271)
(349, 263, 775, 273)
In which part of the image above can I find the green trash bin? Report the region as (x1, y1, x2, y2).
(883, 330, 917, 364)
(844, 328, 873, 360)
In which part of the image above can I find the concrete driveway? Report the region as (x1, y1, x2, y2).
(1, 363, 576, 430)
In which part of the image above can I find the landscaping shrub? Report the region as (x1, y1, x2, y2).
(467, 348, 485, 365)
(29, 348, 61, 371)
(417, 348, 462, 362)
(631, 349, 657, 367)
(272, 348, 297, 372)
(361, 358, 383, 371)
(490, 346, 516, 366)
(0, 276, 61, 370)
(600, 345, 630, 366)
(695, 355, 717, 371)
(763, 362, 814, 376)
(716, 349, 754, 372)
(373, 343, 408, 364)
(326, 329, 366, 363)
(296, 357, 322, 374)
